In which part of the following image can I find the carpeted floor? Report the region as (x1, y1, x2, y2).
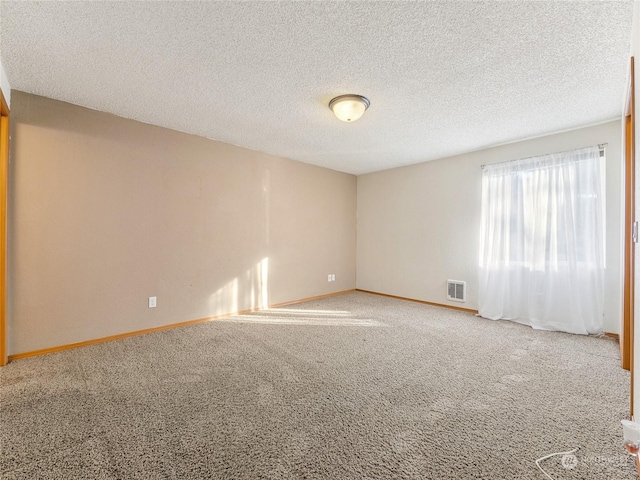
(0, 291, 635, 479)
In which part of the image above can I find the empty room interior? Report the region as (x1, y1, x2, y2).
(2, 1, 640, 479)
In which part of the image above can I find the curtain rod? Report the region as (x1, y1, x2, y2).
(480, 143, 608, 169)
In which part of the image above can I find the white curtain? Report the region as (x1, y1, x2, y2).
(478, 145, 604, 335)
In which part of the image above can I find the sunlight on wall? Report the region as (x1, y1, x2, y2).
(209, 276, 239, 316)
(207, 260, 376, 326)
(260, 257, 269, 308)
(209, 257, 269, 316)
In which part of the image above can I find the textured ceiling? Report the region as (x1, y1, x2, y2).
(0, 1, 635, 175)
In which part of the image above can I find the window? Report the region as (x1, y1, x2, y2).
(478, 145, 605, 335)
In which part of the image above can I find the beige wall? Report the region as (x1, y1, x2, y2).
(357, 120, 623, 334)
(8, 92, 356, 355)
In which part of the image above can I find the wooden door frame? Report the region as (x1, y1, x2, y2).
(623, 56, 635, 416)
(0, 89, 8, 367)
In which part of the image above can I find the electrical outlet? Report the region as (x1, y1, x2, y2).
(328, 274, 332, 282)
(331, 274, 336, 281)
(148, 296, 157, 308)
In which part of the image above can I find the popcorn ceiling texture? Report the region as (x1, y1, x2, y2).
(0, 292, 634, 478)
(0, 1, 634, 174)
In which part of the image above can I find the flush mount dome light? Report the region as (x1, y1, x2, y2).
(329, 94, 370, 122)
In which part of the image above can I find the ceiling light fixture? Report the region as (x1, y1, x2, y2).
(329, 94, 370, 122)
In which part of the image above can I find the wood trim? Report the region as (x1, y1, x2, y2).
(624, 56, 636, 419)
(356, 289, 478, 314)
(624, 106, 634, 372)
(357, 291, 625, 340)
(7, 286, 622, 361)
(633, 55, 637, 420)
(0, 89, 8, 367)
(8, 314, 249, 361)
(7, 289, 355, 362)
